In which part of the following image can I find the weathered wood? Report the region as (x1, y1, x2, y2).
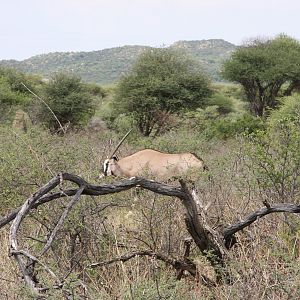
(6, 173, 226, 294)
(4, 172, 300, 295)
(223, 203, 300, 248)
(89, 250, 195, 274)
(9, 175, 62, 294)
(40, 185, 85, 255)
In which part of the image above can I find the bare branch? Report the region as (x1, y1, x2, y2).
(5, 172, 300, 294)
(176, 238, 193, 280)
(90, 250, 197, 279)
(8, 175, 62, 294)
(40, 185, 85, 255)
(10, 249, 63, 287)
(5, 173, 226, 293)
(179, 179, 228, 282)
(223, 203, 300, 248)
(0, 174, 183, 229)
(21, 82, 66, 134)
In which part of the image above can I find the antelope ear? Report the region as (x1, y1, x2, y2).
(112, 155, 118, 161)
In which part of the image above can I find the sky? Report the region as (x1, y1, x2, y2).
(1, 0, 300, 60)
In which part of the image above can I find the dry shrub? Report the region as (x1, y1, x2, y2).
(1, 126, 300, 299)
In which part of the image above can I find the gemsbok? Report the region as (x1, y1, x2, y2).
(100, 130, 207, 181)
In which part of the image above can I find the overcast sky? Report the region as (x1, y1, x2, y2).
(1, 0, 299, 60)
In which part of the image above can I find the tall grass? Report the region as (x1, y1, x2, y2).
(1, 125, 300, 299)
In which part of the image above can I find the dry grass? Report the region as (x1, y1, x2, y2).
(0, 230, 28, 299)
(1, 128, 300, 299)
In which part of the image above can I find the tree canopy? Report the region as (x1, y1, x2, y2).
(41, 73, 96, 131)
(113, 48, 212, 136)
(0, 67, 42, 122)
(222, 35, 300, 116)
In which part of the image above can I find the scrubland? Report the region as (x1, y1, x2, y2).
(1, 120, 300, 299)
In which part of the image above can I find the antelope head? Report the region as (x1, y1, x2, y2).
(99, 129, 132, 178)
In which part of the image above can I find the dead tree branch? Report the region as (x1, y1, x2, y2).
(223, 203, 300, 248)
(41, 185, 85, 255)
(4, 173, 227, 294)
(2, 172, 300, 295)
(176, 238, 193, 280)
(9, 175, 62, 294)
(21, 82, 66, 134)
(89, 250, 195, 274)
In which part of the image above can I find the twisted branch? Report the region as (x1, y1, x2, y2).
(3, 172, 300, 295)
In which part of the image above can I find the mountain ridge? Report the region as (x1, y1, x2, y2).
(0, 39, 236, 84)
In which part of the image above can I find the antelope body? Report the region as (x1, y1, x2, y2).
(102, 149, 206, 180)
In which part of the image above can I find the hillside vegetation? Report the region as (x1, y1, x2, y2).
(0, 39, 235, 84)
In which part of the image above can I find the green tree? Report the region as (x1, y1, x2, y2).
(222, 35, 300, 116)
(41, 73, 95, 131)
(113, 48, 212, 136)
(0, 67, 42, 122)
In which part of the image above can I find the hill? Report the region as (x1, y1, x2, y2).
(0, 39, 236, 84)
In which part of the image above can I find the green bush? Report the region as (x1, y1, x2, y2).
(213, 83, 245, 99)
(0, 77, 30, 106)
(268, 94, 300, 126)
(243, 97, 300, 202)
(185, 107, 264, 140)
(0, 125, 107, 213)
(40, 73, 96, 131)
(211, 113, 265, 139)
(0, 68, 39, 123)
(206, 93, 234, 115)
(85, 82, 107, 97)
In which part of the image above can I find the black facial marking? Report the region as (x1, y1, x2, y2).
(104, 161, 109, 176)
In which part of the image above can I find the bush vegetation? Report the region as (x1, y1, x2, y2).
(113, 48, 212, 136)
(39, 73, 100, 131)
(1, 36, 300, 298)
(1, 110, 300, 298)
(0, 67, 42, 123)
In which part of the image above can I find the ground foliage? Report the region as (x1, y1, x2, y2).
(1, 52, 300, 298)
(1, 100, 300, 298)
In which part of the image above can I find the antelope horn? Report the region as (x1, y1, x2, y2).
(109, 129, 132, 158)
